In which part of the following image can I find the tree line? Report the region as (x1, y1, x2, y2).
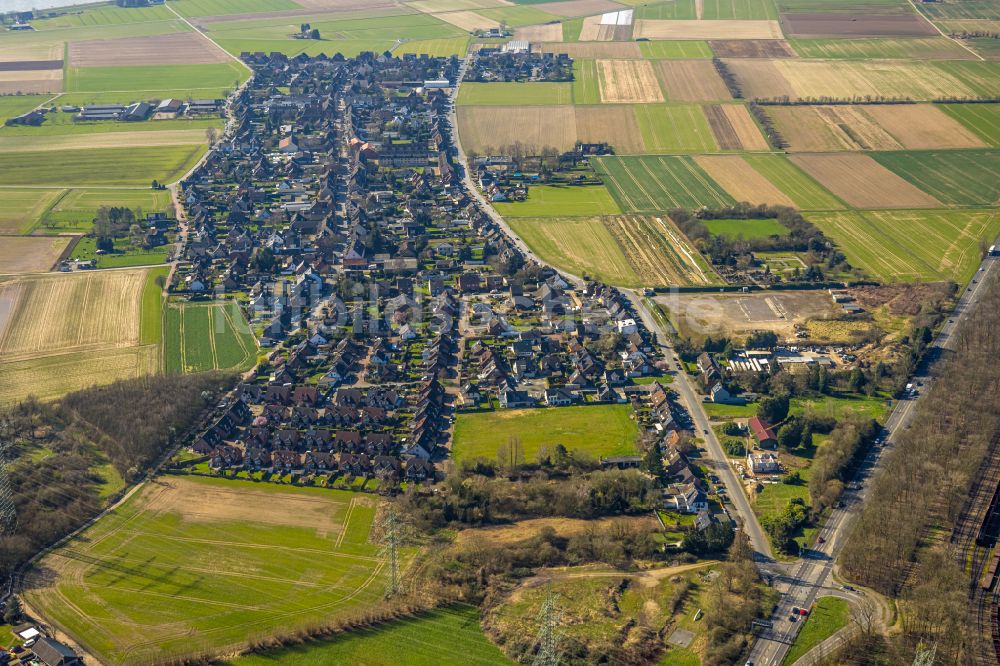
(839, 269, 1000, 663)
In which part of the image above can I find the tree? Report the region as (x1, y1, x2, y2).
(151, 179, 159, 189)
(2, 596, 21, 624)
(206, 127, 220, 145)
(309, 28, 320, 40)
(758, 394, 789, 424)
(643, 441, 665, 484)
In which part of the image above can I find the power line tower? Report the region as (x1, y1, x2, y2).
(0, 420, 16, 537)
(533, 590, 561, 666)
(378, 507, 402, 597)
(913, 643, 937, 666)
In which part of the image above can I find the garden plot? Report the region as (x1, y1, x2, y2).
(790, 153, 941, 208)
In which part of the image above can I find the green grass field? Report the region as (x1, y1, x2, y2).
(594, 155, 734, 211)
(938, 104, 1000, 146)
(506, 216, 642, 286)
(164, 301, 257, 373)
(872, 150, 1000, 206)
(397, 36, 470, 57)
(791, 393, 889, 421)
(30, 3, 175, 27)
(701, 0, 777, 19)
(452, 404, 638, 465)
(65, 62, 247, 96)
(572, 59, 601, 105)
(228, 605, 508, 665)
(0, 114, 223, 137)
(170, 0, 300, 17)
(789, 37, 973, 60)
(0, 95, 48, 123)
(809, 209, 1000, 283)
(742, 154, 845, 210)
(638, 41, 712, 59)
(493, 185, 621, 217)
(634, 104, 718, 153)
(0, 145, 205, 186)
(0, 188, 64, 234)
(457, 82, 572, 106)
(140, 267, 168, 347)
(635, 0, 697, 19)
(24, 476, 397, 665)
(29, 188, 173, 235)
(702, 218, 788, 239)
(782, 597, 851, 666)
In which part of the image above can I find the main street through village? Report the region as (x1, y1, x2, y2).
(458, 49, 997, 665)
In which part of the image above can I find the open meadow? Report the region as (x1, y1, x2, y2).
(809, 209, 1000, 283)
(452, 404, 638, 465)
(24, 476, 398, 666)
(164, 301, 257, 374)
(227, 605, 508, 665)
(493, 184, 621, 217)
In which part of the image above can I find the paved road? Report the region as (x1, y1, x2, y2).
(446, 49, 772, 560)
(446, 52, 583, 288)
(628, 292, 773, 558)
(747, 248, 1000, 665)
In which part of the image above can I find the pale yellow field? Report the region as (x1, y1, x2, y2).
(0, 129, 208, 154)
(821, 106, 900, 150)
(633, 19, 782, 39)
(457, 105, 578, 153)
(717, 104, 769, 150)
(0, 345, 160, 405)
(0, 42, 62, 61)
(576, 105, 646, 153)
(597, 59, 664, 103)
(407, 0, 509, 11)
(0, 237, 70, 274)
(790, 153, 942, 209)
(534, 42, 641, 58)
(728, 58, 981, 101)
(766, 106, 868, 152)
(864, 104, 985, 149)
(514, 23, 563, 41)
(0, 269, 145, 361)
(655, 59, 730, 101)
(434, 10, 500, 31)
(604, 214, 716, 286)
(694, 155, 796, 206)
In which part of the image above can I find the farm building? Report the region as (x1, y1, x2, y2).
(749, 416, 777, 448)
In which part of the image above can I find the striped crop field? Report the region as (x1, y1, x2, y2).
(593, 155, 734, 211)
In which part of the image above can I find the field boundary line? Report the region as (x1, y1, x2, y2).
(163, 2, 252, 74)
(336, 497, 358, 549)
(178, 304, 187, 372)
(908, 0, 985, 61)
(207, 305, 220, 369)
